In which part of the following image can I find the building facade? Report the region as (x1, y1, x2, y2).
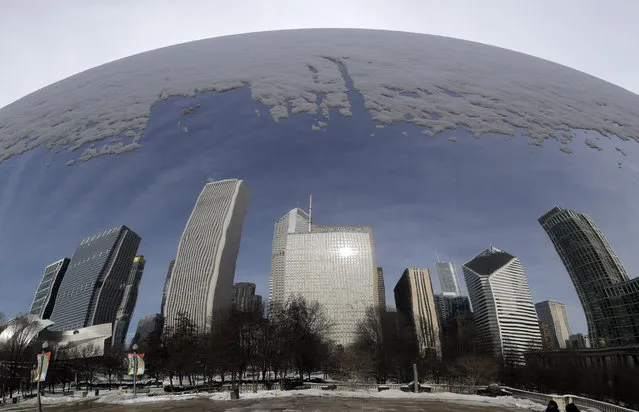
(437, 261, 462, 296)
(435, 294, 471, 328)
(232, 282, 263, 315)
(376, 267, 387, 309)
(569, 333, 591, 349)
(284, 226, 377, 346)
(462, 247, 542, 363)
(269, 207, 311, 308)
(132, 313, 164, 346)
(535, 300, 572, 349)
(49, 226, 141, 332)
(160, 260, 175, 318)
(394, 268, 441, 358)
(539, 206, 639, 346)
(112, 256, 146, 346)
(29, 258, 70, 319)
(163, 179, 251, 331)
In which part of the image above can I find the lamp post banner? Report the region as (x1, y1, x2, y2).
(128, 353, 145, 376)
(33, 352, 51, 382)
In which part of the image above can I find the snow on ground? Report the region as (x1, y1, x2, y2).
(1, 29, 638, 166)
(96, 388, 545, 410)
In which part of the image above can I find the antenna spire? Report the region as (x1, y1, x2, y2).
(308, 193, 313, 232)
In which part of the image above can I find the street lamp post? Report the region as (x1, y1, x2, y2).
(36, 341, 48, 412)
(132, 344, 139, 397)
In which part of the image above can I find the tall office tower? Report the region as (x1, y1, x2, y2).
(164, 179, 251, 331)
(394, 268, 441, 358)
(375, 267, 387, 309)
(49, 226, 141, 331)
(435, 294, 471, 327)
(132, 313, 164, 346)
(160, 260, 175, 318)
(462, 247, 542, 363)
(112, 256, 146, 346)
(437, 261, 462, 296)
(284, 226, 377, 346)
(269, 207, 311, 308)
(539, 206, 639, 346)
(29, 258, 70, 319)
(232, 282, 263, 314)
(535, 300, 572, 349)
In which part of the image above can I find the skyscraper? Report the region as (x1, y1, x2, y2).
(435, 294, 471, 327)
(535, 300, 572, 349)
(112, 256, 146, 346)
(269, 207, 310, 308)
(163, 179, 251, 331)
(132, 314, 163, 346)
(49, 226, 141, 332)
(284, 226, 377, 346)
(29, 258, 70, 319)
(233, 282, 263, 315)
(462, 246, 542, 363)
(539, 206, 639, 346)
(160, 260, 175, 318)
(394, 268, 441, 358)
(375, 267, 387, 309)
(437, 261, 462, 296)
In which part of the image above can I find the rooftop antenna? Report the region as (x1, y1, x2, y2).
(308, 193, 313, 232)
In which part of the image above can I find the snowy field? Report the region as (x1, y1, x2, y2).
(3, 389, 547, 411)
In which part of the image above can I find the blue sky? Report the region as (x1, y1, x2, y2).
(1, 82, 639, 339)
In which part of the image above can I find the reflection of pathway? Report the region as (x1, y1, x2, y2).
(10, 397, 521, 412)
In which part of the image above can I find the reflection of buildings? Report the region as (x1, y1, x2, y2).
(232, 282, 263, 315)
(437, 261, 462, 297)
(269, 207, 311, 308)
(29, 258, 70, 320)
(539, 206, 639, 346)
(132, 314, 163, 346)
(569, 333, 591, 349)
(535, 300, 572, 349)
(394, 268, 441, 358)
(112, 256, 146, 346)
(376, 267, 386, 309)
(160, 260, 175, 318)
(49, 226, 141, 332)
(164, 179, 251, 331)
(284, 225, 377, 346)
(463, 247, 542, 363)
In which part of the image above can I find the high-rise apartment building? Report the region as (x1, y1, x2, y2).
(535, 300, 572, 349)
(539, 206, 639, 346)
(232, 282, 263, 315)
(394, 268, 441, 358)
(49, 226, 141, 332)
(29, 258, 70, 319)
(163, 179, 251, 331)
(284, 225, 377, 346)
(376, 267, 387, 309)
(462, 247, 542, 363)
(437, 261, 462, 296)
(112, 256, 146, 346)
(269, 207, 311, 308)
(160, 260, 175, 318)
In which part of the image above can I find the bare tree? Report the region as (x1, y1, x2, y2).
(455, 355, 498, 392)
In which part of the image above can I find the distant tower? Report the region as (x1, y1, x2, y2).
(535, 300, 572, 349)
(29, 258, 70, 320)
(394, 268, 441, 358)
(232, 282, 263, 315)
(462, 246, 541, 363)
(112, 256, 146, 346)
(49, 226, 141, 332)
(375, 267, 387, 309)
(308, 193, 313, 232)
(436, 261, 462, 297)
(160, 260, 175, 318)
(163, 179, 251, 331)
(539, 206, 639, 346)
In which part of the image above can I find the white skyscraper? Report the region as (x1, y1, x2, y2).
(269, 207, 311, 307)
(463, 246, 542, 363)
(284, 226, 377, 346)
(535, 300, 572, 349)
(163, 179, 251, 331)
(436, 261, 462, 296)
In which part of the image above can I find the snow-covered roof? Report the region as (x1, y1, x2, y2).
(0, 29, 638, 166)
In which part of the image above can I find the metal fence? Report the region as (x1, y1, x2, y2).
(503, 386, 637, 412)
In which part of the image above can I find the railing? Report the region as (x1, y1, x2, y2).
(503, 387, 637, 412)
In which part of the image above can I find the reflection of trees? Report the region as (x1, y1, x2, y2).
(0, 315, 41, 400)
